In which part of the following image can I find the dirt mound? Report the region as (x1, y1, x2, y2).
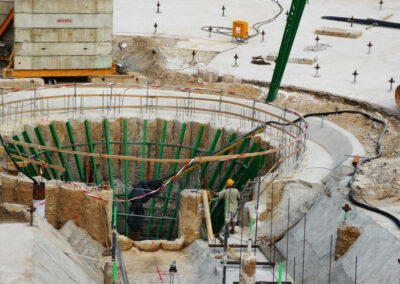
(161, 237, 185, 251)
(0, 173, 112, 247)
(117, 233, 134, 251)
(335, 222, 360, 260)
(0, 203, 30, 222)
(134, 240, 161, 252)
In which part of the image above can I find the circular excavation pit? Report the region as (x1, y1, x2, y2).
(0, 84, 306, 241)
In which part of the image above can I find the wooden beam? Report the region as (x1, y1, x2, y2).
(10, 154, 66, 172)
(202, 190, 214, 242)
(3, 64, 117, 78)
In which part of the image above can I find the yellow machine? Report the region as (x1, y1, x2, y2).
(232, 20, 248, 39)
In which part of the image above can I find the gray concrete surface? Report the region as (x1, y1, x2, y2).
(15, 0, 112, 14)
(15, 42, 112, 56)
(0, 1, 13, 15)
(0, 77, 44, 88)
(14, 14, 112, 28)
(15, 28, 112, 42)
(14, 55, 112, 69)
(276, 172, 400, 283)
(305, 117, 365, 167)
(0, 215, 102, 284)
(187, 240, 222, 284)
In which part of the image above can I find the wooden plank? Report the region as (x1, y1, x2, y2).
(5, 137, 286, 164)
(315, 27, 362, 39)
(10, 154, 66, 172)
(201, 190, 214, 242)
(3, 65, 117, 78)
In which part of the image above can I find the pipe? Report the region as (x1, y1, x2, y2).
(352, 155, 360, 167)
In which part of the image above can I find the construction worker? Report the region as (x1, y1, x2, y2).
(127, 179, 163, 240)
(212, 178, 240, 234)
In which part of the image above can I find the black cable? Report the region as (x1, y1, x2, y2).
(201, 0, 283, 41)
(299, 110, 400, 228)
(0, 134, 38, 185)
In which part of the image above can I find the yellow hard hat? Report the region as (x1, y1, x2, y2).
(226, 179, 235, 187)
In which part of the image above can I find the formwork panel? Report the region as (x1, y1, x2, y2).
(0, 2, 13, 14)
(15, 0, 112, 14)
(14, 14, 112, 28)
(15, 28, 112, 42)
(0, 14, 7, 23)
(14, 55, 112, 70)
(15, 42, 112, 56)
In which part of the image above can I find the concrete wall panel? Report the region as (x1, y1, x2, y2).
(0, 14, 7, 23)
(0, 2, 13, 14)
(15, 42, 112, 56)
(14, 55, 112, 70)
(15, 28, 112, 42)
(15, 0, 112, 14)
(14, 13, 112, 28)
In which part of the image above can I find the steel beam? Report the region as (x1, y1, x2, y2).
(22, 130, 50, 179)
(65, 121, 85, 182)
(34, 127, 58, 179)
(84, 120, 100, 185)
(156, 122, 187, 239)
(49, 124, 72, 181)
(146, 120, 168, 238)
(166, 125, 205, 240)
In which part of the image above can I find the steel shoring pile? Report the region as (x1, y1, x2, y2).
(0, 85, 307, 241)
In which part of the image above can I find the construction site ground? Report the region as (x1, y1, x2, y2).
(112, 32, 400, 210)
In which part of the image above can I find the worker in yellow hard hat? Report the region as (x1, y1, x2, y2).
(211, 178, 240, 234)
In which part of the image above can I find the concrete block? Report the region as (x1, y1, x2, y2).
(0, 78, 44, 88)
(198, 66, 219, 83)
(15, 42, 112, 56)
(14, 13, 112, 28)
(0, 2, 13, 15)
(15, 0, 112, 14)
(267, 52, 317, 65)
(222, 74, 242, 84)
(315, 27, 362, 39)
(0, 14, 7, 23)
(90, 73, 148, 85)
(15, 28, 112, 42)
(14, 55, 112, 70)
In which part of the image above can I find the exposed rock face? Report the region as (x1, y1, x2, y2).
(0, 203, 30, 222)
(335, 223, 360, 260)
(178, 189, 204, 245)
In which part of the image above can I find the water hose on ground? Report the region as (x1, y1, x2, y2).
(300, 110, 400, 228)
